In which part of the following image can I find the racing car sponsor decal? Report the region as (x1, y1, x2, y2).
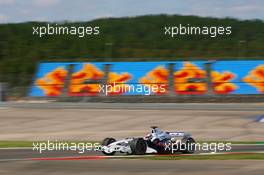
(168, 132, 185, 137)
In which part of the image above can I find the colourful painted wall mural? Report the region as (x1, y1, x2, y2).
(30, 61, 264, 97)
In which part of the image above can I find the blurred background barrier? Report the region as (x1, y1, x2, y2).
(0, 15, 264, 102)
(0, 82, 8, 101)
(27, 60, 264, 98)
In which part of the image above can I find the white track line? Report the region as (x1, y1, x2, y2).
(0, 147, 32, 150)
(231, 144, 264, 146)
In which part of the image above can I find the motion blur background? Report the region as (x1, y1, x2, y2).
(0, 1, 264, 174)
(0, 0, 264, 101)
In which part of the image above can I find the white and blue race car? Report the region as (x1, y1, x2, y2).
(101, 126, 196, 155)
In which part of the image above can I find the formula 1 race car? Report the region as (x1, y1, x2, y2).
(101, 126, 196, 155)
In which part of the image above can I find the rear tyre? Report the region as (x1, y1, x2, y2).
(102, 138, 116, 155)
(181, 137, 196, 154)
(129, 138, 147, 155)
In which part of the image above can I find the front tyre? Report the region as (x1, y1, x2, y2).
(129, 138, 147, 155)
(181, 137, 196, 154)
(102, 138, 116, 155)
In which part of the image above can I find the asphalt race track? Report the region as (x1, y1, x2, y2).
(0, 102, 264, 174)
(0, 144, 264, 161)
(0, 150, 264, 175)
(0, 159, 263, 175)
(0, 144, 264, 175)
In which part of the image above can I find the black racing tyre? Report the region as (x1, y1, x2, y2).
(181, 137, 196, 154)
(102, 138, 116, 155)
(129, 138, 147, 155)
